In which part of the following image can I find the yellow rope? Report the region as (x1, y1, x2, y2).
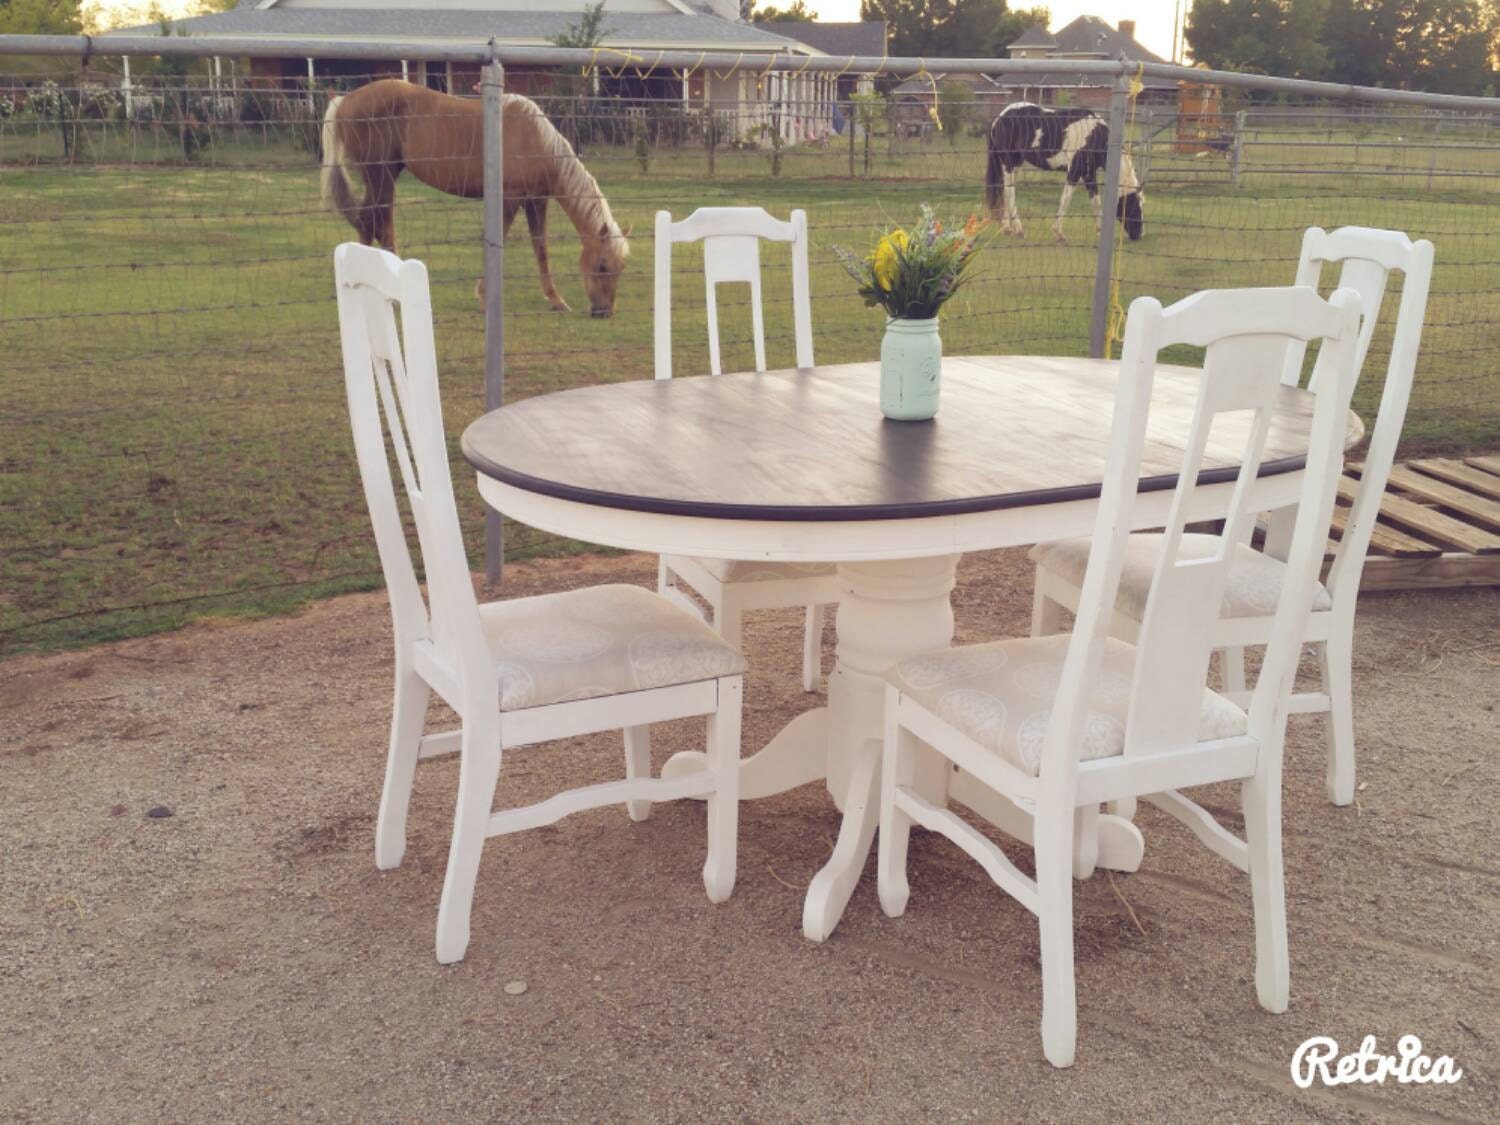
(1105, 62, 1147, 359)
(713, 52, 744, 81)
(756, 52, 776, 94)
(917, 61, 941, 132)
(589, 46, 644, 80)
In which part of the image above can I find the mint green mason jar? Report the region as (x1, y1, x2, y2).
(880, 317, 942, 421)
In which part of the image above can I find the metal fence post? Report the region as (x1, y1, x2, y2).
(482, 49, 506, 584)
(1088, 72, 1131, 359)
(848, 101, 855, 177)
(1231, 109, 1246, 187)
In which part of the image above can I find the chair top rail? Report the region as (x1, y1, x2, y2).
(663, 207, 799, 248)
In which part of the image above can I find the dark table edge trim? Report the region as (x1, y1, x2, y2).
(461, 432, 1310, 523)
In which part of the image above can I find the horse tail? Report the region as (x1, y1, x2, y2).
(984, 118, 1005, 214)
(320, 96, 360, 231)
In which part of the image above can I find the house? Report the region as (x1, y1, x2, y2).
(999, 15, 1177, 109)
(888, 72, 1007, 138)
(779, 20, 885, 102)
(113, 0, 882, 144)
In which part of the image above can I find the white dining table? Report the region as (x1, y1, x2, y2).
(462, 356, 1363, 942)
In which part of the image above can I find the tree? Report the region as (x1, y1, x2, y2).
(1322, 0, 1498, 94)
(752, 0, 816, 21)
(0, 0, 83, 35)
(551, 0, 611, 49)
(1185, 0, 1329, 78)
(994, 5, 1051, 50)
(860, 0, 1034, 59)
(937, 79, 974, 144)
(550, 1, 612, 153)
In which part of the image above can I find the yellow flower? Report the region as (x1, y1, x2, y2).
(872, 229, 909, 291)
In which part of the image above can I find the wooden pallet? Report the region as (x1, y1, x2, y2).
(1336, 456, 1500, 592)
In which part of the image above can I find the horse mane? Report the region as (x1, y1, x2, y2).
(513, 96, 630, 267)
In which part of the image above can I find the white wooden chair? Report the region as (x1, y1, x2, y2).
(653, 206, 840, 693)
(335, 243, 744, 965)
(877, 285, 1363, 1067)
(1031, 227, 1434, 806)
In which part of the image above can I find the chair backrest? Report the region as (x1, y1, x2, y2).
(334, 243, 491, 696)
(653, 206, 814, 379)
(1039, 286, 1363, 790)
(1276, 227, 1434, 602)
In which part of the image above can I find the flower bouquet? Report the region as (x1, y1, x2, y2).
(835, 206, 986, 420)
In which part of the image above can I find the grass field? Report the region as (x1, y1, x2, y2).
(4, 107, 1500, 653)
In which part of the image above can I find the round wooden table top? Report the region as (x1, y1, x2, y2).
(461, 356, 1364, 522)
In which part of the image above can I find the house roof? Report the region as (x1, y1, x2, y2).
(779, 21, 887, 59)
(1006, 23, 1056, 49)
(1052, 15, 1166, 64)
(113, 6, 810, 53)
(997, 15, 1175, 91)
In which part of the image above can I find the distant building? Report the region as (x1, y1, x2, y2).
(113, 1, 885, 144)
(1000, 15, 1177, 109)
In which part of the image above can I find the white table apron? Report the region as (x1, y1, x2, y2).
(476, 467, 1308, 941)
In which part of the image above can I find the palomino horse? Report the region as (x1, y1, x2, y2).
(321, 79, 630, 316)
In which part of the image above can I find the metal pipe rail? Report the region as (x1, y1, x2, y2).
(6, 33, 1500, 114)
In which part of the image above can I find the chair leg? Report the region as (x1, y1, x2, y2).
(1106, 797, 1137, 820)
(1242, 767, 1290, 1013)
(703, 677, 742, 904)
(1220, 646, 1247, 695)
(376, 666, 430, 870)
(801, 603, 826, 693)
(1031, 582, 1064, 637)
(877, 693, 914, 918)
(623, 725, 653, 822)
(434, 713, 503, 965)
(1035, 810, 1078, 1068)
(1071, 803, 1099, 879)
(1320, 633, 1356, 807)
(712, 594, 743, 653)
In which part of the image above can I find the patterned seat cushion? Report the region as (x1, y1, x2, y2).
(886, 634, 1247, 776)
(478, 584, 744, 712)
(1029, 533, 1333, 622)
(690, 557, 838, 583)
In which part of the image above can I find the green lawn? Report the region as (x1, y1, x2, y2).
(3, 111, 1499, 653)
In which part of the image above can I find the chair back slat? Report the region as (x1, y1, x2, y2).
(1040, 286, 1362, 785)
(654, 206, 814, 379)
(335, 243, 490, 694)
(1270, 228, 1434, 597)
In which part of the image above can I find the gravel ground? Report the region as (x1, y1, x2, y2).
(3, 549, 1497, 1123)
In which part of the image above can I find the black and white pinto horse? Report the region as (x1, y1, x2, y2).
(985, 102, 1144, 242)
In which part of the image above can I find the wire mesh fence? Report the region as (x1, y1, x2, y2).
(3, 47, 1499, 654)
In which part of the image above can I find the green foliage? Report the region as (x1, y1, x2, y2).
(551, 0, 612, 49)
(834, 206, 986, 320)
(850, 90, 885, 174)
(1187, 0, 1500, 92)
(993, 5, 1052, 50)
(751, 0, 816, 21)
(632, 115, 650, 172)
(936, 80, 973, 146)
(1186, 0, 1330, 79)
(859, 0, 1047, 58)
(0, 0, 82, 35)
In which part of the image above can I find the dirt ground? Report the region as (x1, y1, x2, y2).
(2, 549, 1497, 1123)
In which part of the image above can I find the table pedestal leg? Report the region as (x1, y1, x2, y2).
(802, 556, 958, 942)
(660, 707, 829, 799)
